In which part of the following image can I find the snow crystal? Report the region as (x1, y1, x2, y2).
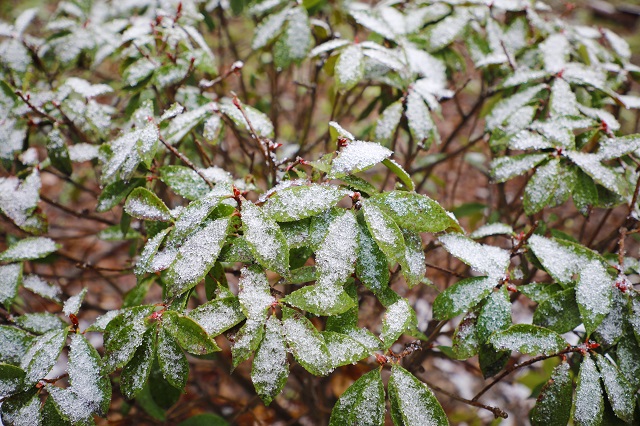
(315, 210, 358, 286)
(439, 234, 509, 279)
(63, 288, 87, 317)
(576, 261, 612, 329)
(390, 366, 445, 426)
(251, 316, 287, 401)
(573, 355, 603, 425)
(22, 275, 61, 301)
(238, 266, 274, 320)
(0, 237, 58, 262)
(330, 140, 392, 177)
(189, 297, 244, 336)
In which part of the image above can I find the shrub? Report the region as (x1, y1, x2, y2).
(1, 0, 639, 424)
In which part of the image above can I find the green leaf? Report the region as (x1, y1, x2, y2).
(63, 288, 87, 317)
(96, 178, 145, 212)
(166, 218, 230, 298)
(323, 331, 370, 368)
(315, 209, 358, 286)
(242, 201, 289, 275)
(188, 296, 245, 337)
(48, 334, 112, 423)
(476, 287, 511, 342)
(576, 261, 613, 335)
(616, 336, 640, 391)
(406, 90, 436, 145)
(162, 311, 220, 355)
(478, 344, 510, 379)
(573, 354, 604, 426)
(375, 101, 403, 145)
(252, 7, 288, 50)
(159, 165, 210, 201)
(287, 266, 318, 284)
(231, 318, 265, 368)
(329, 369, 385, 426)
(0, 237, 59, 262)
(388, 365, 448, 426)
(0, 389, 42, 425)
(533, 288, 582, 334)
(362, 201, 406, 265)
(369, 191, 461, 234)
(220, 98, 274, 139)
(103, 306, 155, 373)
(251, 316, 289, 405)
(425, 10, 469, 52)
(329, 140, 392, 178)
(14, 312, 66, 335)
(452, 310, 479, 360)
(263, 185, 346, 222)
(0, 326, 35, 365)
(401, 230, 426, 288)
(593, 289, 626, 347)
(135, 228, 171, 277)
(530, 362, 573, 426)
(168, 193, 228, 246)
(519, 283, 564, 304)
(20, 328, 67, 387)
(355, 216, 398, 307)
(379, 299, 417, 349)
(0, 364, 25, 398)
(433, 277, 496, 321)
(486, 84, 546, 130)
(489, 324, 566, 356)
(282, 306, 331, 376)
(121, 327, 156, 399)
(157, 327, 189, 391)
(523, 158, 562, 215)
(273, 6, 312, 68)
(0, 263, 22, 309)
(164, 103, 213, 145)
(594, 353, 635, 423)
(41, 396, 72, 426)
(383, 159, 415, 191)
(125, 187, 172, 222)
(47, 128, 72, 176)
(178, 413, 229, 426)
(573, 168, 599, 213)
(490, 153, 548, 183)
(335, 45, 364, 92)
(98, 225, 141, 241)
(283, 283, 355, 315)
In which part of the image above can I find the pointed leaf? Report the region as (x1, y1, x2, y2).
(335, 45, 364, 92)
(576, 261, 613, 335)
(323, 331, 370, 368)
(242, 201, 289, 275)
(530, 362, 573, 426)
(433, 277, 496, 321)
(188, 296, 245, 337)
(0, 364, 25, 398)
(125, 187, 172, 222)
(159, 165, 210, 201)
(329, 141, 392, 178)
(162, 311, 220, 355)
(375, 101, 403, 145)
(490, 153, 549, 183)
(251, 316, 289, 405)
(63, 288, 87, 317)
(0, 326, 34, 365)
(452, 310, 479, 360)
(573, 354, 604, 426)
(388, 365, 448, 426)
(0, 263, 22, 309)
(533, 288, 581, 334)
(157, 327, 189, 391)
(594, 353, 635, 423)
(121, 328, 156, 399)
(282, 307, 331, 376)
(379, 299, 416, 349)
(14, 313, 66, 335)
(0, 237, 59, 262)
(96, 179, 145, 213)
(20, 328, 67, 387)
(263, 185, 347, 222)
(406, 90, 436, 145)
(103, 306, 155, 372)
(329, 369, 385, 426)
(135, 228, 171, 276)
(489, 324, 566, 356)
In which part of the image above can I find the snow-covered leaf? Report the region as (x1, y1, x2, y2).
(388, 365, 448, 426)
(263, 185, 346, 222)
(0, 326, 34, 365)
(375, 101, 403, 145)
(476, 287, 511, 342)
(252, 7, 288, 50)
(533, 288, 581, 334)
(0, 363, 25, 399)
(164, 103, 214, 146)
(530, 362, 573, 426)
(159, 165, 211, 201)
(573, 354, 604, 426)
(125, 187, 172, 222)
(251, 316, 288, 405)
(329, 369, 385, 426)
(323, 331, 370, 368)
(487, 84, 546, 130)
(282, 307, 331, 376)
(566, 151, 624, 195)
(220, 98, 274, 139)
(0, 263, 22, 309)
(0, 388, 42, 425)
(238, 266, 274, 322)
(576, 261, 613, 335)
(433, 276, 496, 321)
(470, 223, 513, 239)
(330, 140, 392, 178)
(439, 234, 509, 279)
(362, 201, 406, 265)
(379, 299, 416, 348)
(489, 324, 566, 356)
(22, 275, 61, 302)
(157, 327, 188, 390)
(274, 7, 312, 68)
(135, 228, 171, 277)
(62, 288, 87, 317)
(424, 10, 469, 52)
(523, 158, 564, 215)
(120, 328, 155, 400)
(594, 353, 634, 423)
(0, 237, 59, 262)
(188, 296, 245, 337)
(452, 310, 479, 360)
(20, 328, 67, 387)
(335, 45, 364, 92)
(14, 312, 66, 335)
(491, 153, 548, 183)
(401, 230, 425, 287)
(103, 306, 155, 373)
(162, 311, 220, 355)
(406, 90, 435, 145)
(242, 201, 289, 275)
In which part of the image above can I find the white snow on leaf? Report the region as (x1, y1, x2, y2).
(565, 151, 621, 193)
(617, 95, 640, 110)
(576, 261, 613, 333)
(0, 237, 58, 262)
(603, 29, 630, 59)
(508, 130, 553, 151)
(335, 44, 364, 92)
(490, 153, 548, 183)
(576, 104, 620, 132)
(134, 228, 170, 276)
(375, 101, 403, 144)
(164, 103, 214, 145)
(0, 170, 41, 227)
(501, 69, 549, 89)
(283, 315, 332, 376)
(470, 223, 513, 239)
(380, 299, 413, 346)
(0, 263, 21, 307)
(528, 234, 586, 283)
(22, 275, 61, 301)
(541, 33, 569, 73)
(487, 84, 546, 130)
(330, 140, 391, 177)
(489, 325, 566, 355)
(315, 210, 358, 287)
(573, 354, 604, 426)
(550, 78, 579, 118)
(68, 143, 99, 162)
(503, 106, 536, 135)
(63, 288, 87, 317)
(281, 7, 312, 63)
(20, 328, 66, 386)
(252, 7, 288, 50)
(405, 90, 435, 143)
(389, 365, 447, 426)
(102, 123, 158, 183)
(238, 266, 274, 320)
(242, 201, 288, 274)
(439, 233, 509, 279)
(425, 10, 469, 52)
(64, 77, 113, 98)
(220, 98, 274, 139)
(309, 38, 350, 58)
(263, 184, 347, 222)
(188, 297, 244, 337)
(251, 316, 288, 404)
(349, 6, 395, 40)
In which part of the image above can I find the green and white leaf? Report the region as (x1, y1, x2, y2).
(0, 237, 59, 262)
(329, 141, 392, 178)
(433, 277, 496, 321)
(282, 307, 331, 376)
(329, 369, 385, 426)
(530, 362, 573, 426)
(157, 327, 189, 390)
(251, 316, 289, 406)
(388, 365, 448, 426)
(188, 296, 245, 337)
(576, 261, 613, 335)
(162, 311, 220, 355)
(20, 328, 67, 387)
(263, 185, 347, 222)
(573, 354, 604, 426)
(379, 299, 416, 349)
(125, 187, 172, 222)
(242, 201, 289, 275)
(488, 324, 566, 356)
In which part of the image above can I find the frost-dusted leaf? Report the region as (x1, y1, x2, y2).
(576, 261, 613, 335)
(283, 283, 355, 315)
(523, 158, 562, 215)
(375, 101, 403, 145)
(121, 328, 155, 400)
(274, 7, 312, 68)
(603, 29, 631, 59)
(22, 275, 61, 302)
(238, 266, 274, 323)
(309, 39, 350, 58)
(103, 306, 155, 373)
(362, 201, 405, 265)
(159, 165, 211, 201)
(166, 218, 230, 297)
(592, 289, 626, 347)
(20, 328, 67, 387)
(508, 130, 554, 150)
(98, 225, 141, 241)
(65, 77, 112, 98)
(125, 188, 172, 222)
(452, 310, 479, 360)
(490, 153, 548, 183)
(401, 230, 425, 288)
(0, 237, 59, 262)
(541, 33, 568, 73)
(0, 389, 42, 426)
(264, 185, 346, 222)
(203, 115, 223, 144)
(135, 228, 170, 277)
(433, 277, 496, 321)
(242, 201, 289, 275)
(355, 217, 398, 307)
(380, 299, 416, 349)
(231, 319, 265, 367)
(102, 123, 159, 183)
(220, 98, 274, 139)
(573, 354, 604, 426)
(14, 313, 66, 335)
(439, 234, 509, 279)
(164, 103, 214, 145)
(594, 353, 634, 423)
(62, 288, 87, 317)
(335, 45, 364, 92)
(169, 192, 228, 246)
(330, 140, 392, 178)
(251, 316, 288, 405)
(489, 324, 566, 356)
(470, 223, 513, 239)
(96, 179, 145, 212)
(406, 91, 437, 147)
(388, 365, 448, 426)
(550, 78, 579, 118)
(369, 191, 460, 234)
(282, 307, 331, 376)
(476, 287, 511, 342)
(0, 363, 25, 399)
(383, 159, 415, 191)
(486, 84, 546, 130)
(323, 332, 370, 368)
(252, 7, 288, 50)
(530, 362, 573, 426)
(188, 296, 245, 337)
(0, 171, 40, 230)
(162, 311, 220, 355)
(528, 235, 604, 284)
(617, 337, 640, 391)
(157, 327, 188, 391)
(47, 128, 72, 176)
(329, 369, 385, 426)
(0, 326, 34, 365)
(48, 334, 111, 423)
(566, 151, 624, 195)
(533, 288, 581, 334)
(425, 10, 469, 52)
(280, 219, 311, 249)
(315, 209, 358, 286)
(501, 69, 549, 88)
(0, 263, 22, 309)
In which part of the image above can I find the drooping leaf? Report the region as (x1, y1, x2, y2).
(362, 201, 406, 265)
(490, 153, 549, 183)
(157, 327, 189, 391)
(103, 306, 155, 373)
(188, 296, 245, 337)
(576, 261, 613, 335)
(242, 201, 289, 275)
(0, 326, 34, 365)
(451, 310, 479, 360)
(533, 288, 582, 334)
(573, 354, 604, 426)
(530, 362, 573, 426)
(0, 389, 42, 425)
(388, 365, 448, 426)
(251, 316, 289, 405)
(96, 179, 145, 213)
(263, 185, 347, 222)
(0, 364, 25, 399)
(162, 311, 220, 355)
(594, 353, 635, 423)
(488, 324, 566, 356)
(476, 287, 511, 343)
(433, 277, 496, 321)
(282, 307, 331, 376)
(121, 327, 156, 400)
(0, 263, 22, 309)
(379, 299, 416, 349)
(335, 45, 364, 92)
(401, 230, 426, 288)
(125, 187, 172, 222)
(0, 237, 59, 262)
(135, 228, 171, 277)
(329, 369, 385, 426)
(20, 328, 67, 387)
